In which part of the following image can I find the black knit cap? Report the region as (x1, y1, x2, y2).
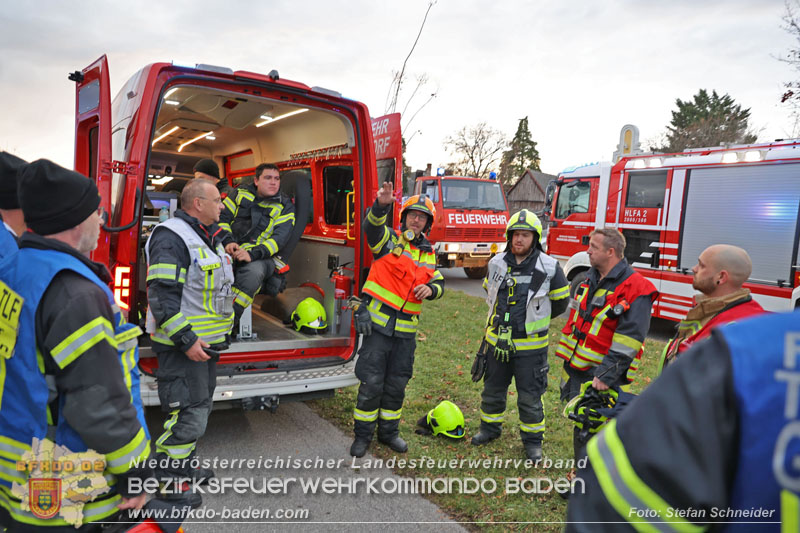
(18, 159, 101, 235)
(193, 158, 220, 180)
(0, 151, 27, 209)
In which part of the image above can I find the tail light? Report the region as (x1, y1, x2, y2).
(794, 270, 800, 288)
(113, 265, 131, 311)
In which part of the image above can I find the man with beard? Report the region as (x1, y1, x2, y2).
(658, 244, 764, 374)
(471, 210, 569, 461)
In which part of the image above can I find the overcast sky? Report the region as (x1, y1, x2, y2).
(0, 0, 795, 175)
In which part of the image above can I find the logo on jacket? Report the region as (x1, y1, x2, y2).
(29, 478, 61, 519)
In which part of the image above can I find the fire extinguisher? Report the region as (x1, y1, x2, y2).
(330, 263, 354, 333)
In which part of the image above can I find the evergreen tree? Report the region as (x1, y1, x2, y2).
(655, 89, 757, 152)
(498, 117, 540, 187)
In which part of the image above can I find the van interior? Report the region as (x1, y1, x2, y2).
(135, 84, 367, 357)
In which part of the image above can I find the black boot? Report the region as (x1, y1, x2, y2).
(524, 441, 543, 462)
(190, 466, 215, 486)
(159, 479, 203, 509)
(471, 430, 499, 446)
(378, 435, 408, 453)
(350, 437, 370, 458)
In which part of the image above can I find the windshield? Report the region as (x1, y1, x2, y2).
(441, 179, 506, 211)
(555, 181, 591, 218)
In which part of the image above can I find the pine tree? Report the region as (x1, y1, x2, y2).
(655, 89, 757, 152)
(498, 117, 540, 187)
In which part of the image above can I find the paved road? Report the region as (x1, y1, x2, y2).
(144, 403, 465, 532)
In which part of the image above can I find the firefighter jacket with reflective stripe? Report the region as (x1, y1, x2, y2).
(556, 260, 657, 382)
(146, 216, 235, 347)
(0, 246, 150, 527)
(567, 311, 800, 532)
(660, 289, 765, 373)
(219, 183, 295, 261)
(483, 250, 569, 354)
(361, 200, 444, 338)
(0, 222, 16, 260)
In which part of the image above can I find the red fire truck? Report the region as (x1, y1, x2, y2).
(544, 139, 800, 320)
(414, 172, 509, 279)
(72, 55, 403, 408)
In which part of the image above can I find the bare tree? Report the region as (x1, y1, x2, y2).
(781, 0, 800, 136)
(443, 123, 509, 179)
(384, 1, 439, 143)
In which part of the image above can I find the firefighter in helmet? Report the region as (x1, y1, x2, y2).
(349, 182, 445, 458)
(472, 209, 570, 461)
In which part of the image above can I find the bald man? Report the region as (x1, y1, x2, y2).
(658, 244, 765, 374)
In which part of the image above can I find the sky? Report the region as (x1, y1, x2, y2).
(0, 0, 796, 176)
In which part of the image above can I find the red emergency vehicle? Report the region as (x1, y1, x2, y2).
(544, 139, 800, 320)
(72, 56, 403, 408)
(414, 173, 509, 279)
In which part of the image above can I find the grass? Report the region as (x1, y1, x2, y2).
(309, 290, 664, 531)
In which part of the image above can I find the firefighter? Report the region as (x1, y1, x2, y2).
(0, 151, 27, 258)
(472, 210, 570, 461)
(555, 228, 657, 457)
(658, 244, 765, 374)
(0, 160, 151, 530)
(193, 158, 231, 196)
(145, 179, 234, 506)
(349, 182, 445, 458)
(565, 310, 799, 530)
(218, 163, 296, 334)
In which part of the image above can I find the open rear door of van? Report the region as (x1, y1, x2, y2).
(372, 113, 404, 230)
(72, 54, 112, 262)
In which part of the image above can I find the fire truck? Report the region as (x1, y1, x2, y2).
(544, 139, 800, 320)
(71, 55, 403, 408)
(414, 172, 509, 279)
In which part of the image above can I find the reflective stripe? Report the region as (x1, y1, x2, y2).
(782, 490, 799, 533)
(238, 190, 255, 202)
(573, 343, 605, 366)
(263, 238, 279, 256)
(222, 196, 237, 213)
(370, 227, 391, 253)
(0, 436, 29, 460)
(588, 304, 612, 336)
(353, 408, 379, 422)
(395, 317, 418, 333)
(0, 458, 25, 485)
(480, 409, 504, 423)
(106, 427, 149, 474)
(486, 329, 548, 351)
(549, 285, 570, 300)
(402, 300, 422, 314)
(363, 280, 405, 310)
(524, 315, 551, 336)
(520, 420, 545, 433)
(156, 411, 195, 459)
(275, 213, 295, 224)
(146, 263, 177, 281)
(367, 209, 387, 226)
(588, 420, 704, 533)
(51, 317, 116, 368)
(178, 268, 186, 284)
(232, 287, 253, 308)
(379, 408, 402, 420)
(161, 312, 190, 337)
(218, 222, 233, 233)
(366, 299, 390, 327)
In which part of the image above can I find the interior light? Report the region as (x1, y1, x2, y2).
(165, 100, 180, 106)
(743, 150, 763, 162)
(256, 108, 308, 127)
(151, 176, 174, 185)
(151, 126, 180, 147)
(632, 159, 646, 169)
(647, 158, 663, 168)
(721, 152, 739, 164)
(178, 131, 213, 152)
(164, 87, 179, 99)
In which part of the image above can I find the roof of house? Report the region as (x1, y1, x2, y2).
(507, 169, 557, 197)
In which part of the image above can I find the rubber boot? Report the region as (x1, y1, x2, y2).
(378, 435, 408, 453)
(350, 437, 370, 458)
(471, 430, 500, 446)
(524, 441, 543, 462)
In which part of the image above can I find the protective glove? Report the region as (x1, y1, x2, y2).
(471, 340, 488, 382)
(493, 326, 515, 362)
(354, 304, 372, 336)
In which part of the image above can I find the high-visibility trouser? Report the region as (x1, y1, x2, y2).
(353, 331, 415, 440)
(154, 349, 216, 473)
(479, 348, 548, 444)
(232, 258, 275, 320)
